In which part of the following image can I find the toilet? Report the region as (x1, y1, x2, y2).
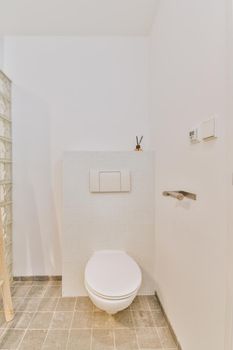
(84, 250, 142, 314)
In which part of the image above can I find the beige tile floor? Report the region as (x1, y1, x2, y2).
(0, 281, 178, 350)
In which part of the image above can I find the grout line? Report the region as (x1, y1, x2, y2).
(144, 295, 151, 311)
(40, 319, 53, 348)
(0, 328, 8, 344)
(40, 296, 60, 349)
(14, 308, 36, 350)
(15, 329, 28, 350)
(155, 292, 180, 349)
(112, 326, 116, 350)
(90, 328, 93, 350)
(133, 327, 141, 350)
(154, 326, 165, 350)
(65, 301, 76, 350)
(157, 326, 179, 350)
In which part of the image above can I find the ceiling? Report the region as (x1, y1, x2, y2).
(0, 0, 158, 36)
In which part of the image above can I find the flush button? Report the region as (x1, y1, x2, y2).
(90, 169, 130, 193)
(99, 171, 121, 192)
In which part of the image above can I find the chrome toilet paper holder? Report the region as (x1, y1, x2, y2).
(162, 191, 197, 201)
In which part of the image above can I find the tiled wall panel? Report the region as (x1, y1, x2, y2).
(62, 151, 155, 296)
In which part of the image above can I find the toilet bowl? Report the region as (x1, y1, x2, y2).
(84, 250, 142, 314)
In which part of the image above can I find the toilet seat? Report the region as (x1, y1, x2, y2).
(85, 250, 141, 300)
(85, 280, 138, 300)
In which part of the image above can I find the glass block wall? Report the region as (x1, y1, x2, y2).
(0, 71, 12, 281)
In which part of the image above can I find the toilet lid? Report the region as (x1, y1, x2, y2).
(85, 250, 142, 299)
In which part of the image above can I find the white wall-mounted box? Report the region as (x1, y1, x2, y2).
(202, 117, 217, 141)
(189, 127, 201, 143)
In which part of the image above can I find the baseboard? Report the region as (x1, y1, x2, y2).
(155, 291, 182, 350)
(13, 275, 62, 281)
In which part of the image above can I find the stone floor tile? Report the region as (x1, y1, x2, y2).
(130, 296, 150, 311)
(92, 329, 114, 350)
(17, 298, 41, 312)
(131, 311, 155, 327)
(146, 296, 161, 311)
(44, 286, 62, 298)
(110, 309, 133, 328)
(93, 311, 111, 328)
(152, 310, 167, 327)
(26, 285, 47, 298)
(12, 298, 25, 311)
(50, 311, 73, 329)
(11, 286, 31, 298)
(12, 281, 33, 286)
(0, 312, 8, 328)
(76, 297, 94, 311)
(72, 311, 93, 328)
(19, 330, 47, 350)
(56, 297, 76, 311)
(114, 328, 139, 350)
(136, 327, 162, 349)
(157, 327, 177, 348)
(7, 312, 34, 329)
(38, 298, 59, 311)
(29, 312, 53, 329)
(0, 329, 25, 349)
(42, 329, 69, 349)
(67, 329, 91, 350)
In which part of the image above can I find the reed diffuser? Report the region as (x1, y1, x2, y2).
(135, 136, 143, 151)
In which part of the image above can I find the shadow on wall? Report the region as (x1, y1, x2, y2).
(12, 85, 61, 276)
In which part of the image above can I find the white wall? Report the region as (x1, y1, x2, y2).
(225, 1, 233, 348)
(62, 151, 155, 296)
(3, 36, 150, 276)
(149, 1, 228, 350)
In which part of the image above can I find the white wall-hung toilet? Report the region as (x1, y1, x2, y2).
(84, 250, 142, 314)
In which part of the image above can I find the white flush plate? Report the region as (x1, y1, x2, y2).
(90, 169, 131, 193)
